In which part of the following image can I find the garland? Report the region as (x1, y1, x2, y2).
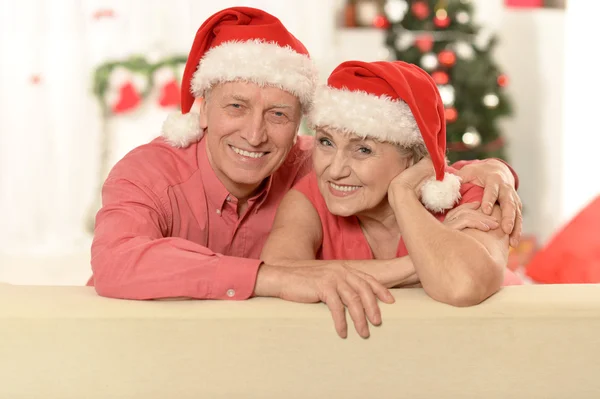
(85, 54, 187, 233)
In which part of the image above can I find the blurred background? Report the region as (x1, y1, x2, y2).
(1, 0, 597, 285)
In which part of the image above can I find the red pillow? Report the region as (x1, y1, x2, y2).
(526, 196, 600, 283)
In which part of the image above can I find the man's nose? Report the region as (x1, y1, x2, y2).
(242, 111, 268, 146)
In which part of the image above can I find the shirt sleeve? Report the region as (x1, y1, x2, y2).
(458, 183, 485, 206)
(90, 177, 261, 301)
(451, 158, 520, 190)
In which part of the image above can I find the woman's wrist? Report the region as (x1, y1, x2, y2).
(388, 183, 419, 211)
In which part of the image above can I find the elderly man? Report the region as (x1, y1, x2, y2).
(90, 7, 522, 339)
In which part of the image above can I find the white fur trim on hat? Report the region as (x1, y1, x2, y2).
(191, 40, 318, 107)
(161, 112, 203, 148)
(420, 172, 462, 213)
(307, 86, 422, 145)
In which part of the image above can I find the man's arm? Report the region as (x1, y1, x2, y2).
(451, 158, 523, 247)
(451, 158, 519, 190)
(91, 177, 261, 300)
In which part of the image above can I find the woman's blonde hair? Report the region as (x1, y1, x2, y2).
(397, 143, 429, 167)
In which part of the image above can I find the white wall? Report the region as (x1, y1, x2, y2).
(478, 1, 599, 240)
(561, 0, 600, 224)
(494, 9, 565, 244)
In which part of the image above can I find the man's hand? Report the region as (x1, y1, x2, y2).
(443, 202, 500, 232)
(455, 159, 522, 247)
(254, 263, 395, 339)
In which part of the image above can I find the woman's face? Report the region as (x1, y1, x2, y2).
(313, 128, 410, 217)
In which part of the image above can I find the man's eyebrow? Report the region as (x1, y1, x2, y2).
(229, 95, 250, 103)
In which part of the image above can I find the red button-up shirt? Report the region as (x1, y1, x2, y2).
(90, 136, 313, 300)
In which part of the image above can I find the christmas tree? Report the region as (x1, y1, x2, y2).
(383, 0, 512, 163)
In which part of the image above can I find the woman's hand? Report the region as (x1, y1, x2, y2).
(388, 157, 436, 200)
(443, 202, 500, 232)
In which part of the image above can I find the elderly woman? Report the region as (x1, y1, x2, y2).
(261, 60, 521, 311)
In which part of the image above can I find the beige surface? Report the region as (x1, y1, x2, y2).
(1, 283, 600, 398)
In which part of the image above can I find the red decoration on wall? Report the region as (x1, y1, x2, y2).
(504, 0, 542, 8)
(112, 82, 141, 114)
(444, 107, 458, 123)
(415, 35, 434, 52)
(411, 1, 430, 20)
(433, 15, 451, 28)
(497, 74, 509, 87)
(438, 50, 457, 67)
(373, 15, 390, 29)
(30, 74, 42, 85)
(432, 71, 449, 85)
(93, 9, 115, 20)
(158, 80, 181, 108)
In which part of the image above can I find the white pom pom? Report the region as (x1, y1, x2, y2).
(420, 173, 462, 213)
(161, 112, 203, 148)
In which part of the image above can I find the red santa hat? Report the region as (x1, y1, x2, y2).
(162, 7, 318, 148)
(307, 61, 461, 213)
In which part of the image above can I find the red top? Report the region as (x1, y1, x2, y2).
(293, 170, 522, 286)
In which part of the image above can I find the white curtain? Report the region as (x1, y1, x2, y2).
(0, 0, 336, 257)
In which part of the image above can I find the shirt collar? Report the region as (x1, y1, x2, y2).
(197, 138, 273, 211)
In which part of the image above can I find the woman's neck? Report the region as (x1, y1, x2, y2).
(356, 200, 400, 237)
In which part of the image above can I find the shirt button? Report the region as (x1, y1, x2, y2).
(216, 209, 221, 215)
(226, 289, 235, 298)
(226, 196, 231, 202)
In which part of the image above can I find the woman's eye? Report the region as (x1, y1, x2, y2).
(318, 138, 332, 146)
(358, 147, 372, 155)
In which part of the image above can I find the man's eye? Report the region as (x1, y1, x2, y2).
(230, 103, 241, 109)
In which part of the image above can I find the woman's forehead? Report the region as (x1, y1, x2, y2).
(318, 126, 382, 145)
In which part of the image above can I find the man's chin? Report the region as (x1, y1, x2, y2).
(227, 168, 272, 187)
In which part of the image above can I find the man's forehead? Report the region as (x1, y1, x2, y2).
(214, 81, 301, 107)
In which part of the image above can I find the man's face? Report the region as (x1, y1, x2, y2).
(200, 81, 302, 196)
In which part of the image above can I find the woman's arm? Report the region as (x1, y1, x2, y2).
(261, 190, 418, 288)
(261, 189, 323, 261)
(388, 160, 508, 307)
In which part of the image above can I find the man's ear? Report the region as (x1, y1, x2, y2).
(199, 98, 208, 130)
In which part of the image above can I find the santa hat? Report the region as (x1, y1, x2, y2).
(162, 7, 318, 148)
(307, 61, 461, 213)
